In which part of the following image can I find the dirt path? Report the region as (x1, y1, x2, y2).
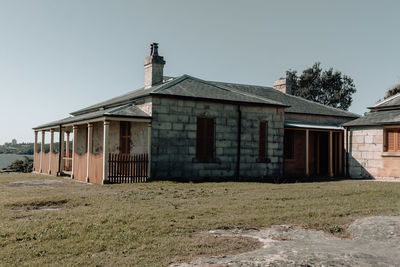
(173, 216, 400, 267)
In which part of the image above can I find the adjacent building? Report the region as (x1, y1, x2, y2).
(344, 94, 400, 179)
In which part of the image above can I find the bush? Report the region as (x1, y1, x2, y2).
(3, 156, 33, 173)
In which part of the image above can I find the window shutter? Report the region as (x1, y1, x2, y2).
(196, 117, 214, 159)
(398, 132, 400, 151)
(388, 131, 395, 152)
(196, 118, 205, 158)
(259, 121, 267, 160)
(206, 118, 214, 158)
(120, 122, 131, 155)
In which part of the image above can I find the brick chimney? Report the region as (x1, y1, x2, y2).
(273, 78, 292, 94)
(144, 43, 166, 89)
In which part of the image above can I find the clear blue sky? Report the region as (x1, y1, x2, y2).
(1, 0, 399, 144)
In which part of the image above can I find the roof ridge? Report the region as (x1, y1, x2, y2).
(151, 74, 190, 93)
(373, 93, 400, 107)
(213, 79, 359, 117)
(105, 103, 133, 115)
(283, 92, 360, 117)
(177, 75, 287, 106)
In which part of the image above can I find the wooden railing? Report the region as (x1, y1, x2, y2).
(108, 153, 149, 183)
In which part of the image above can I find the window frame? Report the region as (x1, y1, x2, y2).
(258, 120, 268, 161)
(284, 129, 295, 160)
(384, 127, 400, 152)
(196, 116, 215, 160)
(120, 121, 131, 155)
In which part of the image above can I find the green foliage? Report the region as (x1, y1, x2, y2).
(286, 62, 356, 110)
(384, 83, 400, 99)
(3, 156, 33, 172)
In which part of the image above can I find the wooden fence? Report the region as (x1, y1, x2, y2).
(108, 153, 149, 183)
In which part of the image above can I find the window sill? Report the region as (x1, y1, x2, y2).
(192, 157, 221, 163)
(382, 152, 400, 157)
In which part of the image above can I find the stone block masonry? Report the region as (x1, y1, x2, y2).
(348, 126, 400, 179)
(150, 96, 284, 180)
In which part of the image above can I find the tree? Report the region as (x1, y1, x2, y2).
(384, 83, 400, 99)
(286, 62, 356, 111)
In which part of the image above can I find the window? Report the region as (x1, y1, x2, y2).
(385, 128, 400, 152)
(196, 117, 215, 159)
(259, 121, 268, 161)
(120, 122, 131, 155)
(284, 129, 294, 159)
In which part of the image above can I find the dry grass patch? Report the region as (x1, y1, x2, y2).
(0, 173, 399, 266)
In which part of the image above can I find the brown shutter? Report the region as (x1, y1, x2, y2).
(196, 117, 214, 159)
(120, 122, 131, 155)
(259, 121, 267, 160)
(196, 118, 205, 158)
(398, 132, 400, 151)
(206, 118, 214, 158)
(388, 131, 395, 152)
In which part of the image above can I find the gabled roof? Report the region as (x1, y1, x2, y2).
(369, 93, 400, 111)
(343, 109, 400, 127)
(71, 75, 288, 116)
(71, 74, 359, 119)
(33, 104, 150, 130)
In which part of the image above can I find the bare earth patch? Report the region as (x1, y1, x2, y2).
(7, 179, 65, 188)
(174, 216, 400, 267)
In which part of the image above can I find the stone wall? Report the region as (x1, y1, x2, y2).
(92, 122, 103, 154)
(150, 96, 284, 180)
(348, 126, 400, 179)
(107, 120, 149, 155)
(130, 122, 149, 154)
(76, 124, 87, 155)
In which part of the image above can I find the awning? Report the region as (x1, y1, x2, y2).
(284, 121, 344, 130)
(33, 104, 151, 130)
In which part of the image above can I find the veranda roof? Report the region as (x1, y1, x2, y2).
(33, 104, 150, 130)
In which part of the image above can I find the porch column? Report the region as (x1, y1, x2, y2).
(48, 129, 54, 174)
(39, 130, 45, 173)
(86, 123, 93, 183)
(102, 121, 110, 184)
(71, 125, 78, 179)
(305, 129, 310, 176)
(147, 122, 152, 179)
(66, 131, 70, 170)
(339, 132, 343, 176)
(60, 127, 65, 173)
(66, 132, 70, 158)
(329, 131, 333, 177)
(34, 131, 38, 171)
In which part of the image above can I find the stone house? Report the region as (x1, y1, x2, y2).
(343, 94, 400, 179)
(33, 43, 359, 184)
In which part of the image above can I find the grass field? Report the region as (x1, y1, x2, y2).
(0, 173, 399, 266)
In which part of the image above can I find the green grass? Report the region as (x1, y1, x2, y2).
(0, 173, 399, 266)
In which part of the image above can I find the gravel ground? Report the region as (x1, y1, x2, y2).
(173, 216, 400, 267)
